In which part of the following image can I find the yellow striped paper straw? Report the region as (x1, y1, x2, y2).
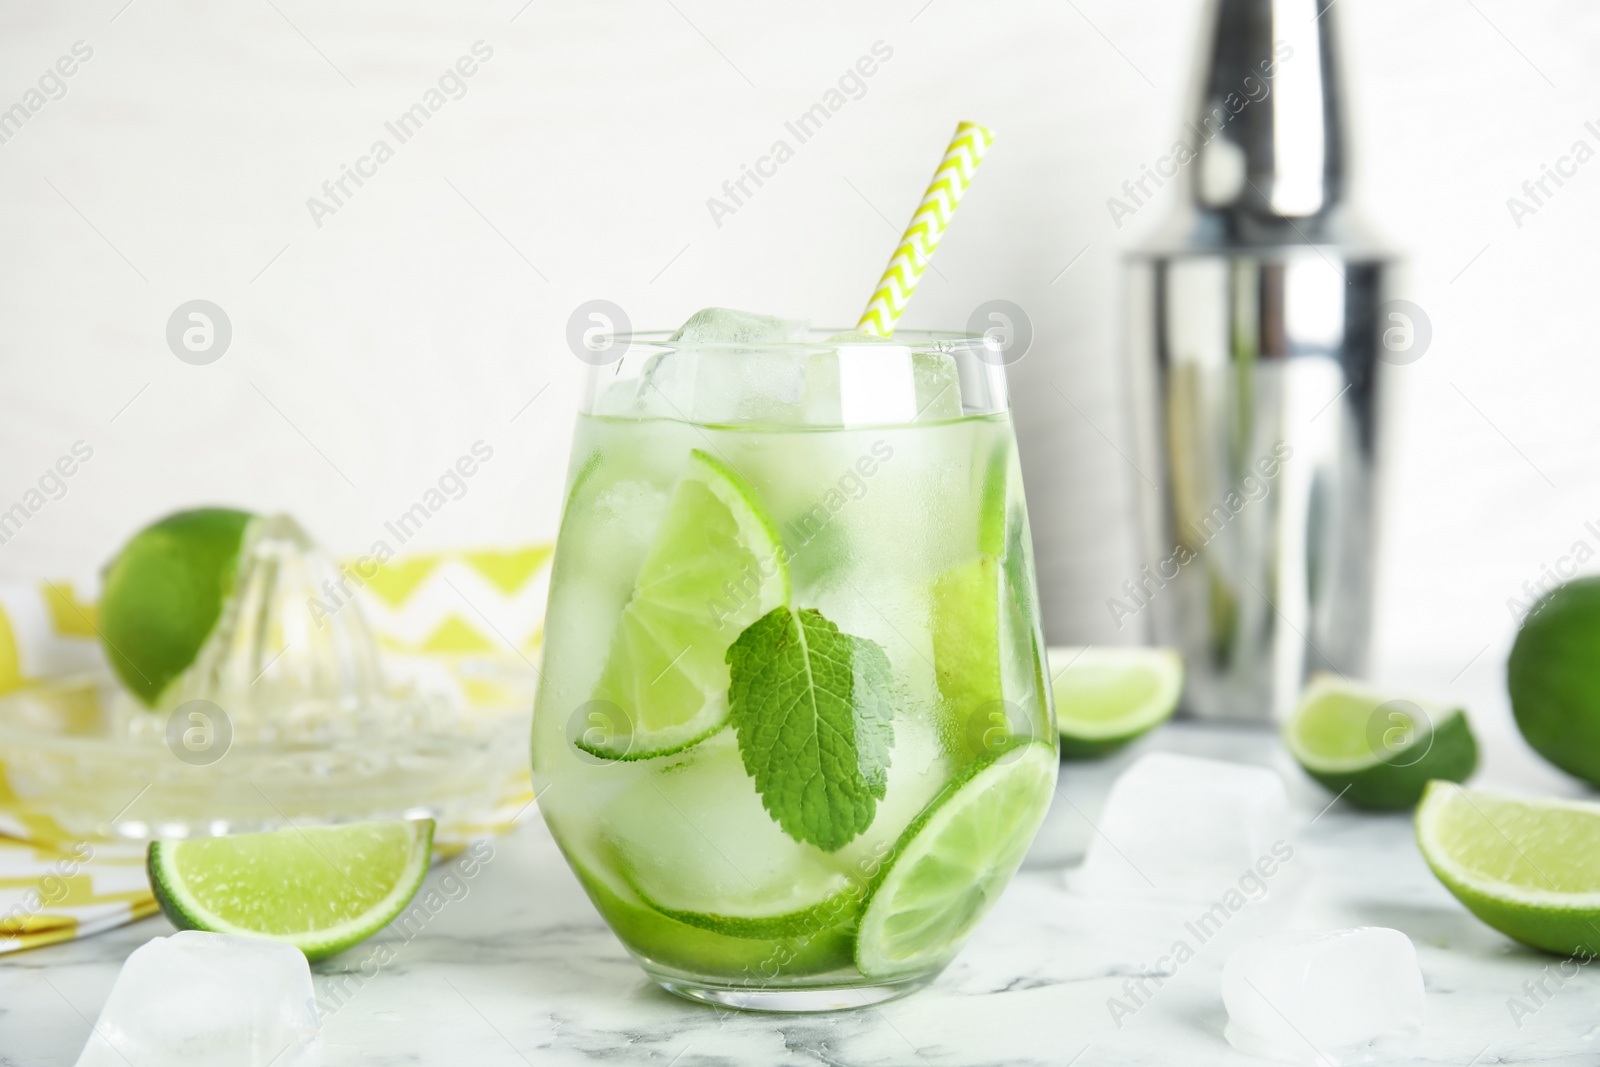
(855, 120, 996, 337)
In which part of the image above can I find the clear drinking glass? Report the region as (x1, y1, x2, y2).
(531, 329, 1058, 1011)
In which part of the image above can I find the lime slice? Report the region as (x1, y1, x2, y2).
(571, 860, 856, 980)
(930, 442, 1010, 762)
(1417, 783, 1600, 955)
(1049, 646, 1182, 759)
(1508, 576, 1600, 786)
(602, 733, 858, 938)
(855, 741, 1056, 979)
(585, 450, 789, 760)
(100, 508, 255, 706)
(625, 870, 859, 941)
(1284, 675, 1477, 810)
(148, 819, 434, 961)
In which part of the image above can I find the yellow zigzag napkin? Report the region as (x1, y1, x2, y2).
(0, 543, 551, 953)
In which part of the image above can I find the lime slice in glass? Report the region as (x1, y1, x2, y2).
(1284, 675, 1477, 810)
(1048, 646, 1182, 759)
(930, 441, 1011, 763)
(583, 449, 789, 760)
(99, 508, 255, 706)
(602, 733, 859, 938)
(1417, 782, 1600, 955)
(148, 819, 434, 961)
(571, 860, 856, 979)
(855, 741, 1056, 979)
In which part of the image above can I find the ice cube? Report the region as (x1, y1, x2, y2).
(601, 730, 854, 920)
(626, 349, 696, 419)
(912, 350, 964, 421)
(1221, 928, 1424, 1065)
(670, 307, 808, 344)
(1067, 752, 1293, 900)
(75, 931, 320, 1067)
(691, 349, 810, 424)
(836, 341, 917, 426)
(835, 713, 948, 875)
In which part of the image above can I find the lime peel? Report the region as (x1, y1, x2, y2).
(100, 508, 256, 707)
(1049, 646, 1182, 759)
(1417, 783, 1600, 955)
(855, 740, 1056, 979)
(584, 449, 789, 761)
(1285, 675, 1477, 810)
(148, 819, 434, 962)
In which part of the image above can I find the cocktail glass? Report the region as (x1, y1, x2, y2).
(532, 329, 1057, 1011)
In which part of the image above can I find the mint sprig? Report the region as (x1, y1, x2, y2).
(726, 607, 895, 852)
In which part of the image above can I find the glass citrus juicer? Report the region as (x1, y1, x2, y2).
(0, 510, 533, 840)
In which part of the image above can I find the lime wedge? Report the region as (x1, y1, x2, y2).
(1284, 675, 1477, 810)
(930, 442, 1010, 762)
(148, 819, 434, 961)
(1508, 576, 1600, 786)
(1417, 782, 1600, 955)
(100, 508, 255, 706)
(625, 871, 858, 941)
(602, 734, 859, 938)
(855, 741, 1056, 979)
(571, 860, 856, 980)
(1049, 646, 1182, 759)
(585, 450, 789, 760)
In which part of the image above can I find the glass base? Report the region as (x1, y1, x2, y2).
(652, 972, 935, 1013)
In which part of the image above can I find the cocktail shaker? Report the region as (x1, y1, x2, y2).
(1123, 0, 1398, 721)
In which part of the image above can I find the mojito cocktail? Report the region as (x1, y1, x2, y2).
(532, 327, 1057, 1010)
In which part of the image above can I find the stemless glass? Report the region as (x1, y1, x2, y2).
(532, 329, 1057, 1011)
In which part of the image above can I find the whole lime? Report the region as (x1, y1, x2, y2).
(1507, 577, 1600, 785)
(100, 508, 254, 706)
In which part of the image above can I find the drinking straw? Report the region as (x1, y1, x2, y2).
(854, 120, 996, 337)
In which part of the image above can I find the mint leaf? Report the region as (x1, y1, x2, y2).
(726, 607, 895, 852)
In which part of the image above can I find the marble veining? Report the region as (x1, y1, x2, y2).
(4, 724, 1597, 1066)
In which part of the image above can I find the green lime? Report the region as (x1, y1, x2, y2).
(1417, 782, 1600, 955)
(1049, 646, 1182, 759)
(601, 734, 860, 939)
(148, 819, 434, 961)
(585, 450, 789, 760)
(1508, 577, 1600, 786)
(571, 861, 856, 980)
(855, 741, 1056, 980)
(624, 872, 859, 941)
(100, 508, 255, 706)
(930, 443, 1009, 761)
(1284, 675, 1477, 810)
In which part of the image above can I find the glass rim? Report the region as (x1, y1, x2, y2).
(598, 328, 996, 352)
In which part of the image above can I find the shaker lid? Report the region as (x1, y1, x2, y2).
(1149, 0, 1366, 250)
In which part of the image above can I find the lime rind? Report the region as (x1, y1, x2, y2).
(1049, 646, 1182, 757)
(585, 449, 789, 761)
(99, 508, 256, 707)
(570, 861, 857, 979)
(1508, 577, 1600, 786)
(1285, 675, 1445, 772)
(855, 740, 1056, 979)
(690, 449, 792, 607)
(573, 719, 728, 763)
(931, 440, 1012, 765)
(620, 866, 862, 940)
(147, 819, 434, 962)
(1417, 782, 1600, 954)
(1285, 676, 1477, 810)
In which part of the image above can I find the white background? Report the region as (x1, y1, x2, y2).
(0, 0, 1593, 728)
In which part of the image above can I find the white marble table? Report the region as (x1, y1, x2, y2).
(6, 719, 1597, 1067)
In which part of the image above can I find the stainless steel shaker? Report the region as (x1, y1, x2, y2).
(1123, 0, 1398, 721)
